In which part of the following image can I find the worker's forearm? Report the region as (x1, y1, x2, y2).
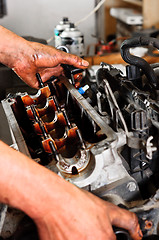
(0, 140, 73, 220)
(0, 140, 143, 240)
(0, 25, 32, 69)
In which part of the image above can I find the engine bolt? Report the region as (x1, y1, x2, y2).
(127, 182, 136, 192)
(145, 220, 153, 230)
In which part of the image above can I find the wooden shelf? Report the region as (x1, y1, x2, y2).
(85, 52, 159, 66)
(122, 0, 142, 7)
(96, 0, 159, 44)
(103, 0, 159, 40)
(143, 0, 159, 29)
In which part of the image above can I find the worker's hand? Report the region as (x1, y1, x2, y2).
(12, 41, 89, 88)
(0, 140, 142, 240)
(0, 25, 89, 88)
(33, 185, 143, 240)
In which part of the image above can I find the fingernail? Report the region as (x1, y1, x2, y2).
(138, 229, 143, 238)
(82, 59, 89, 67)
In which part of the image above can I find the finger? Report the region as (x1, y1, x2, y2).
(57, 50, 89, 69)
(103, 221, 117, 240)
(40, 65, 63, 82)
(12, 67, 40, 89)
(110, 206, 143, 240)
(32, 43, 89, 69)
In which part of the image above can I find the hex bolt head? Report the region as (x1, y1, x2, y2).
(127, 182, 136, 192)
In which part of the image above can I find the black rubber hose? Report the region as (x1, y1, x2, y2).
(96, 67, 108, 87)
(120, 36, 159, 88)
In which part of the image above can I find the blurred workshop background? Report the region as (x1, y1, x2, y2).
(0, 0, 159, 100)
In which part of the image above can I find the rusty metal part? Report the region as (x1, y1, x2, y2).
(144, 220, 153, 230)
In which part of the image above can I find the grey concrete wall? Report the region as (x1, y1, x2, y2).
(0, 0, 96, 47)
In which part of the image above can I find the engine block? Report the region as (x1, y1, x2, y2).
(2, 36, 159, 239)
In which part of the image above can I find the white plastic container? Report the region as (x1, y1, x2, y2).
(60, 23, 85, 57)
(54, 17, 70, 47)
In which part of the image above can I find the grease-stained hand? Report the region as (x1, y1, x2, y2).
(0, 25, 88, 88)
(33, 186, 143, 240)
(12, 41, 89, 88)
